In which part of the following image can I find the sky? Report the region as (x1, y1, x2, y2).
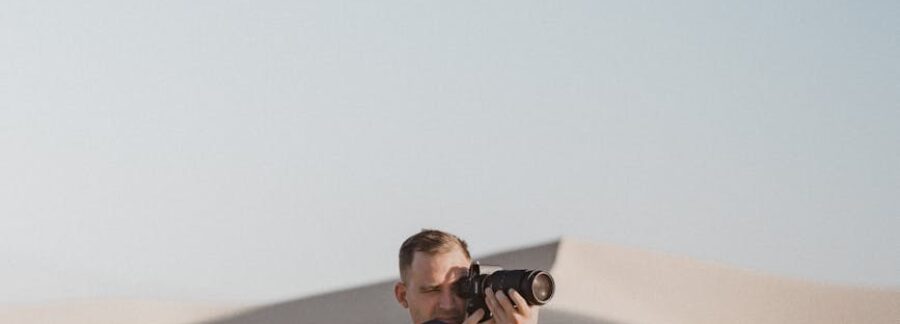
(1, 0, 898, 304)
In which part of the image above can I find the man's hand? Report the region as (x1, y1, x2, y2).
(463, 288, 540, 324)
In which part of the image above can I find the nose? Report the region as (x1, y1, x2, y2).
(438, 288, 457, 310)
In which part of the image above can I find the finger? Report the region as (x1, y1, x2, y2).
(493, 289, 517, 318)
(484, 288, 505, 323)
(462, 308, 484, 324)
(508, 289, 531, 316)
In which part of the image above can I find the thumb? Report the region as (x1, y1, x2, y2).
(462, 309, 485, 324)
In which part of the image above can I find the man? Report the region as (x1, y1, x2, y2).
(394, 229, 540, 324)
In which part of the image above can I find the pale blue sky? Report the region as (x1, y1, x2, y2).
(1, 0, 898, 304)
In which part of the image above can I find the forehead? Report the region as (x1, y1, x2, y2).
(408, 248, 470, 285)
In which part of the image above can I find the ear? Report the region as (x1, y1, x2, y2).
(394, 281, 409, 308)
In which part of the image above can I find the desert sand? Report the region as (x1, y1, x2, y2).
(4, 239, 898, 323)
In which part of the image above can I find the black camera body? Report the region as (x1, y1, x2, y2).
(453, 262, 555, 322)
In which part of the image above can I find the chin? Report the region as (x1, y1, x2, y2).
(435, 316, 463, 324)
(435, 319, 460, 324)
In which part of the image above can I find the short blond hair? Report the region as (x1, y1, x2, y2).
(398, 229, 471, 282)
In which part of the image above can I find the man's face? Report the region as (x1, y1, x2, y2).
(396, 247, 470, 324)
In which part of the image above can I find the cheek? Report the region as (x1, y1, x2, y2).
(408, 293, 437, 309)
(408, 294, 439, 317)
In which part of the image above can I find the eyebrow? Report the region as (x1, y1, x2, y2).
(416, 268, 468, 292)
(419, 284, 441, 291)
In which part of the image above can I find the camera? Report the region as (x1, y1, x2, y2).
(453, 262, 555, 322)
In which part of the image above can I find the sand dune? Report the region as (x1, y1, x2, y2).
(205, 239, 899, 324)
(0, 299, 243, 324)
(550, 239, 900, 324)
(4, 239, 898, 323)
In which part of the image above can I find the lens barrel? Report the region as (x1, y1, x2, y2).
(484, 269, 555, 306)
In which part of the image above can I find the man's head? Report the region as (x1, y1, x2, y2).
(394, 229, 472, 324)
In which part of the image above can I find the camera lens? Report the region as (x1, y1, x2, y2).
(461, 263, 555, 322)
(531, 272, 554, 303)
